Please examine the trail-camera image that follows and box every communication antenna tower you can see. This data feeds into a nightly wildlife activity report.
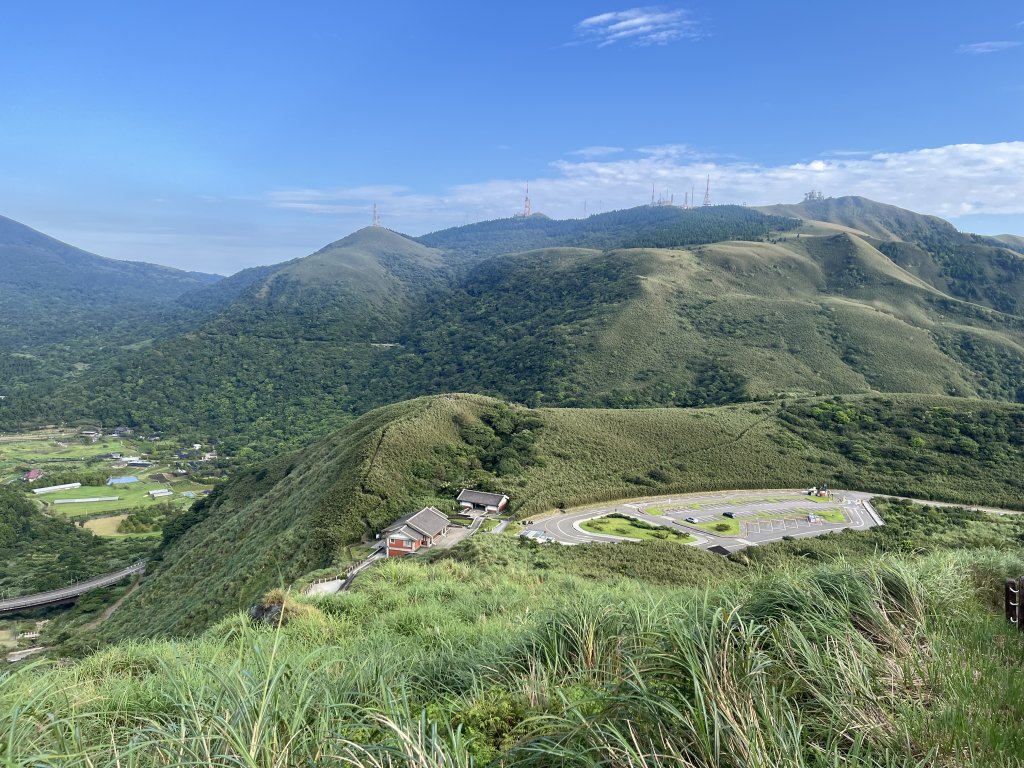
[372,203,381,227]
[684,191,689,209]
[651,183,656,206]
[524,183,531,218]
[702,175,711,207]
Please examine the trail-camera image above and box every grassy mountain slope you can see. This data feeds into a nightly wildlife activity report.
[397,231,1024,408]
[2,210,800,445]
[993,233,1024,253]
[758,196,957,241]
[759,196,1024,315]
[11,543,1024,765]
[99,392,1024,638]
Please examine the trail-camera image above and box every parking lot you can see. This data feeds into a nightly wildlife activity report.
[519,489,881,552]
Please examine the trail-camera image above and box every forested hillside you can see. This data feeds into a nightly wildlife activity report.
[4,199,1024,457]
[98,392,1024,639]
[0,487,149,596]
[415,203,798,260]
[0,215,220,348]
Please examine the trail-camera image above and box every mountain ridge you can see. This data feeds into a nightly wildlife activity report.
[4,198,1024,451]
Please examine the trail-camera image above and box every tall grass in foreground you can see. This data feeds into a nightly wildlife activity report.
[2,549,1024,766]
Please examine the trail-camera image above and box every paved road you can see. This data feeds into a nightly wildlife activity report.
[0,561,146,613]
[520,489,884,552]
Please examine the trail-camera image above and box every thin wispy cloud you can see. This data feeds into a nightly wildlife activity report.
[822,149,882,157]
[957,40,1021,54]
[574,7,701,47]
[570,146,625,157]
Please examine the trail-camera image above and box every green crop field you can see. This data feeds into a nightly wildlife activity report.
[38,480,188,518]
[0,430,141,482]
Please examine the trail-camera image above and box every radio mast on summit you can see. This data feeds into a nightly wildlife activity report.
[372,203,381,227]
[702,175,711,207]
[524,183,531,218]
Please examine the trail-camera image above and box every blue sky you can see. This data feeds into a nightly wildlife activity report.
[1,1,1022,273]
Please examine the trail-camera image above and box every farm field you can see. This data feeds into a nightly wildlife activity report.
[83,514,159,538]
[0,430,139,482]
[36,478,190,518]
[28,465,213,520]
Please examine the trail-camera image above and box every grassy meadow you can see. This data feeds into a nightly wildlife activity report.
[5,531,1024,766]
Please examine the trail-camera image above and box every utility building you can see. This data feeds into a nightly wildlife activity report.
[457,489,509,515]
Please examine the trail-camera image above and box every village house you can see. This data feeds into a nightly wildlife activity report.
[457,489,509,515]
[382,506,451,557]
[22,469,42,482]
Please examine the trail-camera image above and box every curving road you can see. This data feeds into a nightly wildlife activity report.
[0,561,146,614]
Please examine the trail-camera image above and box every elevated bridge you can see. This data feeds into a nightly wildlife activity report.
[0,562,146,615]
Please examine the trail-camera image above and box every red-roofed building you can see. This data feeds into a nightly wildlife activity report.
[22,469,42,482]
[383,507,451,557]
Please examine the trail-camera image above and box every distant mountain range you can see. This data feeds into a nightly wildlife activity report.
[1,198,1023,455]
[0,215,221,347]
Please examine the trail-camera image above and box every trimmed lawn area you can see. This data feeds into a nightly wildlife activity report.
[695,507,847,536]
[642,505,672,515]
[811,507,846,523]
[696,519,741,536]
[687,496,793,510]
[581,515,696,544]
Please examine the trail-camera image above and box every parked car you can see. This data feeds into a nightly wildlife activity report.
[684,516,699,523]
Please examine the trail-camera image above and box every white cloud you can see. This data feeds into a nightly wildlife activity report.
[957,40,1021,54]
[574,7,701,47]
[570,146,625,157]
[267,142,1024,234]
